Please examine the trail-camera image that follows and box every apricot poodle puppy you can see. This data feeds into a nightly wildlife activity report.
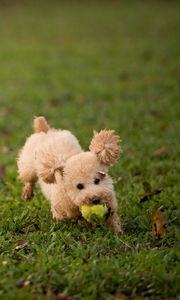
[17,116,123,234]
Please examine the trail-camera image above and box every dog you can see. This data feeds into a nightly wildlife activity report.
[17,116,123,234]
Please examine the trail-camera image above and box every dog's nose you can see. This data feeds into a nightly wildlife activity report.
[89,197,101,205]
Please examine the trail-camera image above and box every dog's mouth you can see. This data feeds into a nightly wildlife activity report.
[75,190,113,210]
[88,197,102,205]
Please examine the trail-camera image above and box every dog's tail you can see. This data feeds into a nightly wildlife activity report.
[33,116,49,133]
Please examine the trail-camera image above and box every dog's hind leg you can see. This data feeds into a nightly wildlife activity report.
[18,162,37,200]
[22,181,35,200]
[17,136,39,200]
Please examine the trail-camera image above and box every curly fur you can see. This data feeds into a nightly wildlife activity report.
[89,130,122,166]
[33,116,49,133]
[17,117,123,234]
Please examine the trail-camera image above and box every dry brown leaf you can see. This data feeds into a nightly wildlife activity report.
[118,72,129,81]
[44,289,75,300]
[15,240,32,250]
[0,146,10,153]
[118,175,126,184]
[23,280,31,287]
[16,278,31,288]
[140,189,162,203]
[115,292,127,299]
[0,166,5,180]
[153,146,170,158]
[2,128,12,137]
[56,294,75,300]
[151,209,166,239]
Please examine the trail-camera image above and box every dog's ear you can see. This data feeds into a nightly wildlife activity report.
[89,130,122,166]
[36,142,65,184]
[38,159,64,184]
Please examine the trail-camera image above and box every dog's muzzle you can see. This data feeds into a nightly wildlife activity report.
[88,197,102,205]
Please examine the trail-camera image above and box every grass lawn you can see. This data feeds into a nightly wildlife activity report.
[0,1,180,299]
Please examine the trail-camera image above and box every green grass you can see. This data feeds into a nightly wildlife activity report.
[0,1,180,299]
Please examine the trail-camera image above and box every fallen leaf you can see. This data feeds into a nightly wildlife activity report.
[0,166,5,180]
[16,278,31,288]
[149,110,160,118]
[15,240,32,250]
[56,294,75,300]
[140,189,162,203]
[0,146,9,153]
[44,288,75,300]
[115,292,127,299]
[151,209,166,239]
[153,146,170,158]
[79,235,87,242]
[24,280,30,287]
[118,71,129,81]
[2,128,12,137]
[118,175,126,184]
[160,56,168,65]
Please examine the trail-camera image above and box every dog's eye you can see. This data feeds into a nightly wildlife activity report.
[94,178,100,185]
[77,183,84,190]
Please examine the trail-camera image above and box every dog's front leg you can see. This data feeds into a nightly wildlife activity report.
[51,202,67,220]
[105,193,123,235]
[106,211,123,235]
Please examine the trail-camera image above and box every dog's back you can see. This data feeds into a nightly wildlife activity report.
[17,117,82,199]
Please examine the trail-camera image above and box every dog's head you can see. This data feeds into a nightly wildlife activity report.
[37,130,122,208]
[63,130,121,207]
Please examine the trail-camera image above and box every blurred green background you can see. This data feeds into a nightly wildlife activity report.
[0,1,179,299]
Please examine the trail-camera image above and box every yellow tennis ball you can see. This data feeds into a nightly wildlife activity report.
[81,204,108,223]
